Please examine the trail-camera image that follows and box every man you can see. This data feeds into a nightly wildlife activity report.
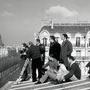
[61,34,73,70]
[16,43,31,83]
[86,62,90,78]
[27,41,42,82]
[49,36,61,62]
[36,39,45,66]
[61,55,81,82]
[20,43,31,81]
[35,55,60,84]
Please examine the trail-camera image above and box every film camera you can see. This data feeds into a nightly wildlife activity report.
[19,43,29,60]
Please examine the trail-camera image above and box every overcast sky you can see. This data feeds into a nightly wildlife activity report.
[0,0,90,45]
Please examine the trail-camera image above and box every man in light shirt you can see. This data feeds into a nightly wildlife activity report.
[35,56,60,84]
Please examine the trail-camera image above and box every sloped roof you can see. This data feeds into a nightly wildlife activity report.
[40,24,90,36]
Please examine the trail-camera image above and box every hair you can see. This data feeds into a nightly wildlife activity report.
[22,43,28,48]
[68,55,75,61]
[50,35,55,41]
[49,54,54,58]
[36,38,40,43]
[28,41,33,45]
[62,33,69,39]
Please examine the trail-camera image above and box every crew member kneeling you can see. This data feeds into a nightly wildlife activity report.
[35,55,60,84]
[61,55,81,82]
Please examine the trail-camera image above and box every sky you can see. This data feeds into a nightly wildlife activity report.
[0,0,90,46]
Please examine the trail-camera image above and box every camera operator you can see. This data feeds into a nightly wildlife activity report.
[19,43,31,81]
[19,43,28,60]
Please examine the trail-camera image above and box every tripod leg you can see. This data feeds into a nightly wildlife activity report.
[15,59,29,84]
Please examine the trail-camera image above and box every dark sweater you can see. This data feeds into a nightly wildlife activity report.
[27,45,41,60]
[86,62,90,67]
[49,42,61,61]
[64,62,81,80]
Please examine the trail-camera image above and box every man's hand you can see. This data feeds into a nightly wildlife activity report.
[62,76,65,81]
[48,56,53,61]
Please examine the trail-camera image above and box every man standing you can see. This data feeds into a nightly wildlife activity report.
[27,41,42,82]
[49,36,61,62]
[36,39,45,66]
[16,43,31,83]
[61,34,73,70]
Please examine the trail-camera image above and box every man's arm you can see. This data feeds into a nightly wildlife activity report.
[64,64,76,80]
[42,61,49,68]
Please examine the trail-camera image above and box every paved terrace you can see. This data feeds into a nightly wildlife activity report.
[0,47,90,90]
[1,59,90,90]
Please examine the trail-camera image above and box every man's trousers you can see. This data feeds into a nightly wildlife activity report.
[32,57,42,82]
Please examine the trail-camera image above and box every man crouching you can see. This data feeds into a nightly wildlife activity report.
[35,55,60,84]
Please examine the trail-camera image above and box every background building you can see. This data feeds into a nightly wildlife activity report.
[38,23,90,59]
[0,34,4,47]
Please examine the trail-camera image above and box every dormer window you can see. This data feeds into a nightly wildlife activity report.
[87,31,90,47]
[89,38,90,47]
[76,37,80,47]
[76,50,81,57]
[43,38,47,46]
[75,33,81,47]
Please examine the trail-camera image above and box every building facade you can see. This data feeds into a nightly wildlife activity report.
[38,23,90,58]
[0,34,4,47]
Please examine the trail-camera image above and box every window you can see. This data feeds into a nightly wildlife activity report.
[43,38,47,46]
[76,50,81,57]
[76,37,80,47]
[89,38,90,47]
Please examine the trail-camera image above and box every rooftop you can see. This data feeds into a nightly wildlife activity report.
[40,23,90,35]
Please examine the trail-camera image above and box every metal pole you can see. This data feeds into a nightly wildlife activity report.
[84,36,86,59]
[85,27,87,60]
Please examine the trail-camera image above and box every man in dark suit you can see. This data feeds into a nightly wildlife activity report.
[36,39,45,66]
[61,34,73,70]
[49,36,61,62]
